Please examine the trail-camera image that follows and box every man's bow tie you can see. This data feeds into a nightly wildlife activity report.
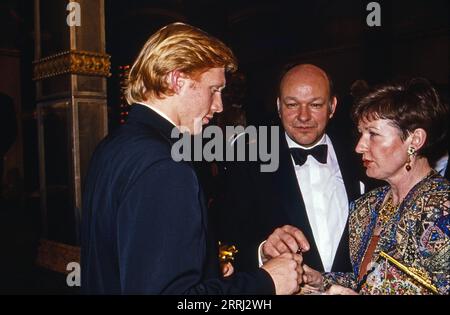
[289,145,328,166]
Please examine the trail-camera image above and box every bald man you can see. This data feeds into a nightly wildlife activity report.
[215,64,364,274]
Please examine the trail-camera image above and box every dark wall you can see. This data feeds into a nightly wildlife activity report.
[105,0,449,129]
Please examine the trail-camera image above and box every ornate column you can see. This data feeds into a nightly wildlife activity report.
[33,0,109,272]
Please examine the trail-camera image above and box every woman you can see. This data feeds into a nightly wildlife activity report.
[304,78,449,295]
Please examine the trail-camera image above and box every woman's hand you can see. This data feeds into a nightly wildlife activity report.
[325,284,359,295]
[301,264,324,293]
[303,264,323,291]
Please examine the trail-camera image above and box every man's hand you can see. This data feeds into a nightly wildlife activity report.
[261,252,304,295]
[262,225,310,259]
[220,262,234,278]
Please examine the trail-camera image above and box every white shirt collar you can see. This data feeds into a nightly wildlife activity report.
[285,133,327,149]
[434,152,449,176]
[136,102,177,127]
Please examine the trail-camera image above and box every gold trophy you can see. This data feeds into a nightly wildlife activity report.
[218,241,238,263]
[218,241,238,277]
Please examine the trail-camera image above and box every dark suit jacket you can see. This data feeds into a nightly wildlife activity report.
[214,126,363,273]
[81,104,274,294]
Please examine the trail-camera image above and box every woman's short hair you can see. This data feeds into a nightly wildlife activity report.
[126,22,237,104]
[352,77,449,165]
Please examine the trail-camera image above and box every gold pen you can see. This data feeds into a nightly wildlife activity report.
[379,251,439,294]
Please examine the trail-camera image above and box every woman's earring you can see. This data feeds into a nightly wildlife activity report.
[405,146,415,171]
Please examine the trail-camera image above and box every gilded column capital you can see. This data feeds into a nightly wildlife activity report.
[33,50,111,80]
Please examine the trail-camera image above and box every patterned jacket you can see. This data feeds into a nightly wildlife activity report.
[324,171,450,295]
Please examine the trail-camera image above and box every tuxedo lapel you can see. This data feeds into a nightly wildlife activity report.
[331,220,352,271]
[329,134,362,202]
[326,135,360,271]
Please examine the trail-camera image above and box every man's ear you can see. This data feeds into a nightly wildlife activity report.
[329,96,337,119]
[276,98,281,117]
[166,70,187,94]
[409,128,427,151]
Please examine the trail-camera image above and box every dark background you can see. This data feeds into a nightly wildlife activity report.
[105,0,448,126]
[0,0,448,293]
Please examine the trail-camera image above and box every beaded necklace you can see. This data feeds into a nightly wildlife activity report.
[377,193,399,229]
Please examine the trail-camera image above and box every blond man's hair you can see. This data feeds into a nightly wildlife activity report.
[125,22,237,104]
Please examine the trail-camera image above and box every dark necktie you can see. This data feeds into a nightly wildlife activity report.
[289,145,328,166]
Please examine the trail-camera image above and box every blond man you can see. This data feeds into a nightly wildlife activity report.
[81,23,306,294]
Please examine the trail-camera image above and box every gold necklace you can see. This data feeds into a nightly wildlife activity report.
[378,193,398,225]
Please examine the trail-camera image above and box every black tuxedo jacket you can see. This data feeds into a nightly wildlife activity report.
[214,126,364,273]
[81,104,274,294]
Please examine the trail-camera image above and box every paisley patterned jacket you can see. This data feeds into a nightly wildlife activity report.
[324,171,449,295]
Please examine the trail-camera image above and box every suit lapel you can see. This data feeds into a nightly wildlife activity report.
[331,219,352,271]
[329,134,362,202]
[326,135,362,271]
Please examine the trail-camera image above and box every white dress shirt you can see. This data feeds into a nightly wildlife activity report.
[434,153,449,177]
[285,133,349,272]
